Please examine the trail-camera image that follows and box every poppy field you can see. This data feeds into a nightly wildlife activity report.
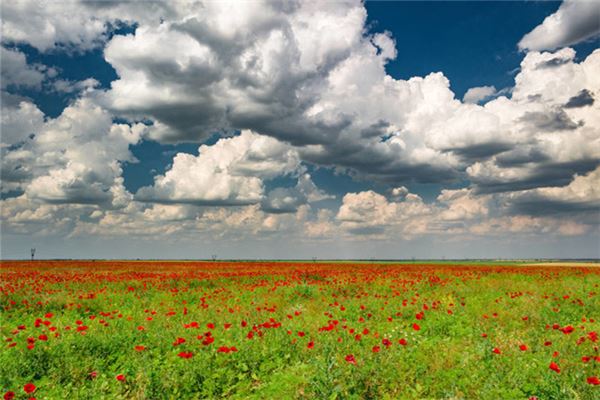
[1,260,599,399]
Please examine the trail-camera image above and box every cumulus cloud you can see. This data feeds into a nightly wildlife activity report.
[463,85,497,104]
[135,130,301,205]
[0,46,46,90]
[0,0,598,252]
[1,95,144,208]
[506,167,600,216]
[518,0,600,51]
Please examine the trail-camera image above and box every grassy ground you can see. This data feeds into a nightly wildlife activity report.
[1,260,599,399]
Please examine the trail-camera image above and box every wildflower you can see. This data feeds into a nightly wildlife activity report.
[345,354,356,364]
[587,376,600,385]
[23,384,36,394]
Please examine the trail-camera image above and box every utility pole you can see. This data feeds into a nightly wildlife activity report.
[31,248,36,261]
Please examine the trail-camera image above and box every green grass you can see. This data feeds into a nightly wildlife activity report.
[1,261,599,399]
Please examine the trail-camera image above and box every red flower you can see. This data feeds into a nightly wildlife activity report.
[492,347,501,354]
[587,376,600,385]
[382,338,392,347]
[544,341,552,346]
[207,323,215,330]
[549,362,560,373]
[178,351,193,359]
[89,371,98,379]
[307,341,314,349]
[412,323,421,331]
[372,345,381,353]
[519,344,528,351]
[116,374,125,381]
[398,338,407,346]
[23,383,36,394]
[561,325,574,334]
[134,345,145,351]
[345,354,356,364]
[4,392,15,400]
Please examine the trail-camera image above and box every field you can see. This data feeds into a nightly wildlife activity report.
[1,261,599,399]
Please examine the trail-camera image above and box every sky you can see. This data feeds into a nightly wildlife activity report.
[1,0,599,260]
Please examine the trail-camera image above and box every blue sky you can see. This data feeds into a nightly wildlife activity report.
[1,0,599,259]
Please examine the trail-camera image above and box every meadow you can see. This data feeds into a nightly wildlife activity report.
[1,260,599,399]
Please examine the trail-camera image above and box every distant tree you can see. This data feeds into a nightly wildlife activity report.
[312,256,317,263]
[31,248,36,261]
[212,254,217,262]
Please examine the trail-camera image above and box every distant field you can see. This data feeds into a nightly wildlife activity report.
[1,260,599,399]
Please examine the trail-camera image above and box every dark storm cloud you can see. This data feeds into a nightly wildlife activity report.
[519,109,582,131]
[360,120,390,139]
[564,89,595,108]
[473,159,600,194]
[302,140,460,185]
[495,147,550,168]
[445,142,513,161]
[509,197,600,217]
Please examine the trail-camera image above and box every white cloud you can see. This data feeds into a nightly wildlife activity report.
[0,46,45,89]
[519,0,600,51]
[2,96,144,207]
[463,85,497,104]
[135,130,301,205]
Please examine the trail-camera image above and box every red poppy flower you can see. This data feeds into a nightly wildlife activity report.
[412,323,420,331]
[372,345,381,353]
[519,344,528,351]
[4,391,15,400]
[549,362,560,373]
[587,376,600,385]
[116,374,125,381]
[561,325,574,334]
[134,345,145,351]
[23,383,36,394]
[492,347,501,354]
[90,371,98,379]
[398,338,407,346]
[207,323,215,330]
[177,351,193,359]
[307,341,314,349]
[345,354,356,364]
